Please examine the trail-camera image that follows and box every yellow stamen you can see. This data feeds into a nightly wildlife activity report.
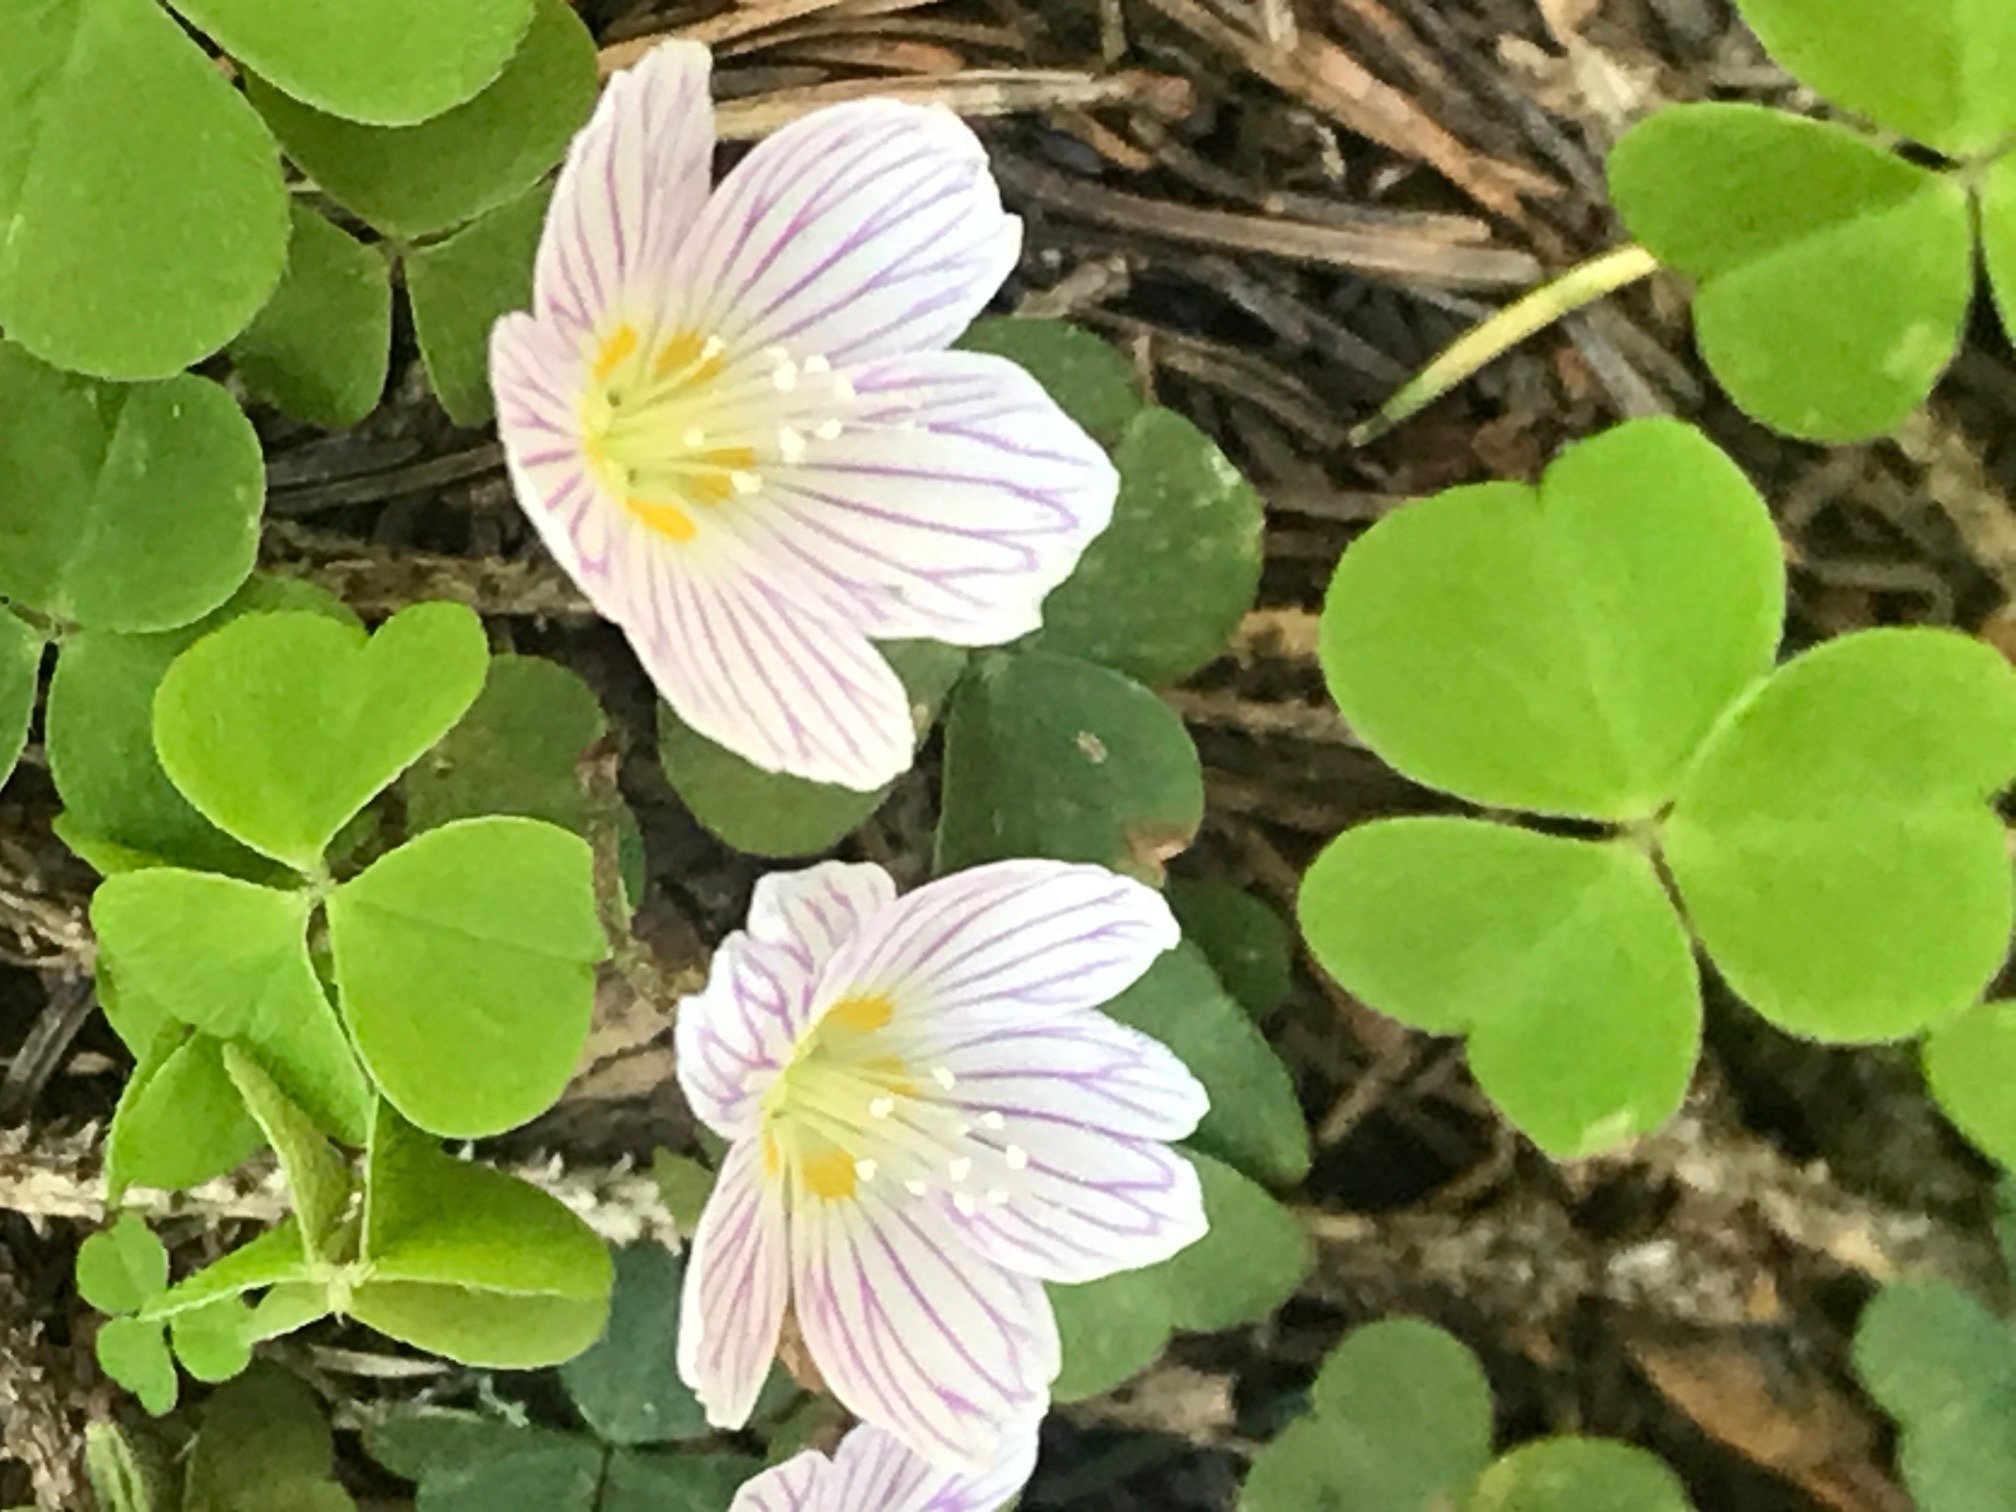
[625,495,698,542]
[828,994,895,1032]
[686,472,735,507]
[802,1148,859,1200]
[593,324,639,383]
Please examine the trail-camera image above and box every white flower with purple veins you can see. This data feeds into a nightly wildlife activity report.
[675,859,1210,1469]
[732,1420,1038,1512]
[490,43,1118,791]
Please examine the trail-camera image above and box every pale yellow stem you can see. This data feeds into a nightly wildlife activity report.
[1351,244,1663,446]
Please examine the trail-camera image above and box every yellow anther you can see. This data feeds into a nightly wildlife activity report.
[625,495,698,542]
[594,324,639,382]
[803,1149,858,1200]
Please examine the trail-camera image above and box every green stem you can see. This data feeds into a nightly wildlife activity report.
[1351,244,1662,447]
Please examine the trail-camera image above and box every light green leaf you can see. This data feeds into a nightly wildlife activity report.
[222,1047,353,1259]
[1321,418,1783,819]
[1104,942,1309,1186]
[1168,879,1293,1022]
[248,1283,334,1344]
[329,817,604,1138]
[406,181,548,423]
[355,1106,613,1367]
[85,1421,169,1512]
[1301,818,1700,1157]
[96,1317,176,1416]
[77,1214,168,1315]
[660,641,967,857]
[958,318,1145,447]
[938,650,1203,879]
[1464,1438,1695,1512]
[107,1027,264,1196]
[1984,155,2016,352]
[168,1298,255,1384]
[144,1223,311,1320]
[1609,106,1973,440]
[1241,1318,1494,1512]
[1855,1282,2016,1512]
[1664,628,2016,1042]
[0,609,42,794]
[1926,1001,2016,1168]
[91,869,372,1142]
[1050,1152,1304,1400]
[1031,407,1264,685]
[169,0,533,126]
[153,602,489,872]
[48,576,357,876]
[0,0,288,378]
[0,345,263,631]
[228,205,390,428]
[1731,0,2016,156]
[249,0,594,237]
[366,1415,603,1512]
[185,1364,355,1512]
[560,1245,711,1446]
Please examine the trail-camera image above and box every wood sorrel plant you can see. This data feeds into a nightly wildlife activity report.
[77,604,614,1409]
[1299,419,2016,1157]
[17,26,1306,1507]
[1609,0,2016,441]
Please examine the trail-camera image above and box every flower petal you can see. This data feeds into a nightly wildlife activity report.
[672,100,1019,366]
[490,311,632,618]
[677,1137,790,1430]
[791,1178,1056,1470]
[677,862,896,1139]
[948,1126,1209,1284]
[811,860,1180,1038]
[625,567,917,790]
[826,1421,1042,1512]
[935,1013,1208,1141]
[729,1449,831,1512]
[720,351,1119,646]
[534,41,715,343]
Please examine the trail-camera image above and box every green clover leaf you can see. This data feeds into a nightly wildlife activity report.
[1610,106,1974,441]
[938,650,1204,880]
[168,0,533,126]
[1241,1318,1493,1512]
[0,0,288,378]
[327,817,606,1139]
[1301,819,1700,1158]
[1321,418,1783,821]
[227,205,392,429]
[248,0,594,238]
[0,344,263,631]
[153,603,488,873]
[1732,0,2016,158]
[1662,629,2016,1042]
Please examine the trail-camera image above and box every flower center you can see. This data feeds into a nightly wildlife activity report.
[760,994,1024,1211]
[577,321,855,545]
